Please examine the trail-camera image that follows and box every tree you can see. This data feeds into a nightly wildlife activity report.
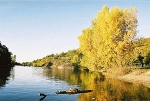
[145,52,150,67]
[0,42,12,66]
[11,55,16,64]
[78,5,138,70]
[137,55,144,67]
[134,38,150,64]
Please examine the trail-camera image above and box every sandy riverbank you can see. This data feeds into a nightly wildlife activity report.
[103,68,150,88]
[118,70,150,88]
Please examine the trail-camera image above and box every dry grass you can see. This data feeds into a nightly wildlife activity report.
[106,66,135,76]
[133,70,146,75]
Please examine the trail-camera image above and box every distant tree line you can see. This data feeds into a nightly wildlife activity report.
[22,49,79,68]
[22,38,150,70]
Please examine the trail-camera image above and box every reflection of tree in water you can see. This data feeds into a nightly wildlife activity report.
[0,66,12,88]
[42,67,106,87]
[78,77,150,101]
[40,67,150,101]
[42,67,53,79]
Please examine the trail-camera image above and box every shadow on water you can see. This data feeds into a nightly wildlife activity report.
[0,66,12,89]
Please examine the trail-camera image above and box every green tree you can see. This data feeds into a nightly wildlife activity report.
[134,38,150,64]
[145,52,150,66]
[137,55,144,67]
[11,55,16,64]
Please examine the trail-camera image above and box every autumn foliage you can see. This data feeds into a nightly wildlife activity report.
[78,6,138,70]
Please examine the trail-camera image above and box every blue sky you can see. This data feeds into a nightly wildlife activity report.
[0,0,150,62]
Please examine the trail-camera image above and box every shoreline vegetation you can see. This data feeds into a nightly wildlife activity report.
[22,6,150,88]
[22,49,150,88]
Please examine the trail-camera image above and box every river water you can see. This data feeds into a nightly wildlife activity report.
[0,66,150,101]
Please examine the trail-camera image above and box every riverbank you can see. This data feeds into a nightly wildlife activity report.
[102,67,150,88]
[118,70,150,88]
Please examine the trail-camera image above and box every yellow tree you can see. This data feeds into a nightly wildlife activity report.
[78,5,138,70]
[78,28,98,70]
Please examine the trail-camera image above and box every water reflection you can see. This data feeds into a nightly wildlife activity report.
[79,73,150,101]
[42,67,150,101]
[77,72,150,101]
[1,66,150,101]
[0,66,12,89]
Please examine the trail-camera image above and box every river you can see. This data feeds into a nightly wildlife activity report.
[0,66,150,101]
